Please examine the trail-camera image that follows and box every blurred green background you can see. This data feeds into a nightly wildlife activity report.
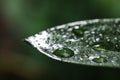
[0,0,120,80]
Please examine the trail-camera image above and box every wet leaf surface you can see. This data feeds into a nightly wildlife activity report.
[25,18,120,68]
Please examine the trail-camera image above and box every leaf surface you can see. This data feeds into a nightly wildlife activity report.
[25,18,120,68]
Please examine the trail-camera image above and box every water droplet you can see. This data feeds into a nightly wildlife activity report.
[92,41,120,52]
[72,27,85,37]
[99,34,103,37]
[96,38,100,42]
[53,48,74,58]
[91,31,95,34]
[92,45,106,51]
[92,57,107,63]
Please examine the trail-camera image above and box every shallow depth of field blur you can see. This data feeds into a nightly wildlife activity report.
[0,0,120,80]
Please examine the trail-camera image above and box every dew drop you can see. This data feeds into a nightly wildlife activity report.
[72,27,85,37]
[53,48,74,58]
[92,45,106,51]
[92,57,107,63]
[96,38,100,42]
[92,41,120,52]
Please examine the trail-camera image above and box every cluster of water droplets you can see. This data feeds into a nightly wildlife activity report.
[26,19,120,67]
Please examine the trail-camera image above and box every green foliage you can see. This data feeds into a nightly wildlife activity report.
[26,18,120,68]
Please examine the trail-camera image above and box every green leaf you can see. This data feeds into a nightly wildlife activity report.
[25,18,120,68]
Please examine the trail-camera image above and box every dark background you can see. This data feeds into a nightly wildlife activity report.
[0,0,120,80]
